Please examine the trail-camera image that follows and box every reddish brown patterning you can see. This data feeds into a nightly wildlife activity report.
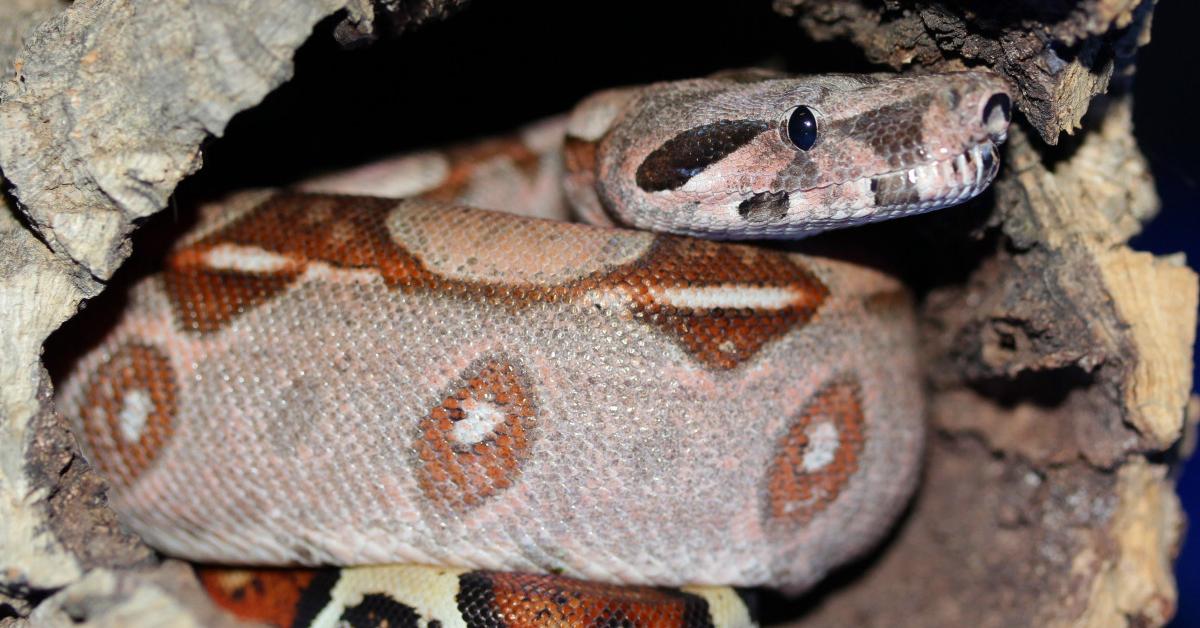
[61,192,923,593]
[164,192,828,368]
[622,238,827,369]
[56,68,1019,627]
[78,343,177,489]
[415,356,538,512]
[766,378,866,525]
[197,567,320,628]
[198,565,754,628]
[459,571,721,627]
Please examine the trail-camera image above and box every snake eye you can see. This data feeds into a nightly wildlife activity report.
[785,106,818,151]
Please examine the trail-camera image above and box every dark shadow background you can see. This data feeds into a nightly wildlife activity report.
[181,2,877,194]
[171,0,1197,623]
[1135,1,1200,626]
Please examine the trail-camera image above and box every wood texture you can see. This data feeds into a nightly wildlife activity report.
[772,0,1156,145]
[766,2,1193,623]
[784,97,1193,628]
[0,0,346,623]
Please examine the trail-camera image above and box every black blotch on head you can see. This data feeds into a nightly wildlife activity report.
[636,120,769,192]
[737,191,790,223]
[339,593,422,628]
[872,172,922,207]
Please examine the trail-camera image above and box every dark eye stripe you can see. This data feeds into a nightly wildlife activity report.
[635,119,770,192]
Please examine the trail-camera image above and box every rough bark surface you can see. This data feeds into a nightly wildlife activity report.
[0,1,1192,626]
[770,3,1192,624]
[773,0,1156,145]
[0,0,343,623]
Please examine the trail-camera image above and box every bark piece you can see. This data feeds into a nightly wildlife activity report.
[26,561,246,628]
[0,1,466,622]
[0,0,348,281]
[787,443,1181,627]
[0,0,351,623]
[772,0,1156,144]
[781,79,1191,628]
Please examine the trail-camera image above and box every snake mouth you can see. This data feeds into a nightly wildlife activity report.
[861,139,1001,218]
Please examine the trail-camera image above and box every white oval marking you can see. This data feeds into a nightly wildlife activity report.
[650,285,803,310]
[118,389,152,442]
[451,401,507,445]
[801,421,840,472]
[203,243,297,273]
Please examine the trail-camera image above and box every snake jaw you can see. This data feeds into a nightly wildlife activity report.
[855,138,1002,219]
[580,69,1013,239]
[606,137,1005,240]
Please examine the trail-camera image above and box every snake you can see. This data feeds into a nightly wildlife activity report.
[58,69,1012,627]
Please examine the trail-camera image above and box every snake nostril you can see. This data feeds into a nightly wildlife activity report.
[947,88,962,110]
[983,93,1012,137]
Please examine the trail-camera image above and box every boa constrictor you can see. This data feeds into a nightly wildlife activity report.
[59,69,1012,627]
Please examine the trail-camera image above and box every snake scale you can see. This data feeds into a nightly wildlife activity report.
[58,69,1012,627]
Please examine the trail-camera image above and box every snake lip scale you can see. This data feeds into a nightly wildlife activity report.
[59,69,1012,627]
[774,139,1001,229]
[869,140,1001,211]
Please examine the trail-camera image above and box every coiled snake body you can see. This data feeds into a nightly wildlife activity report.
[60,70,1012,627]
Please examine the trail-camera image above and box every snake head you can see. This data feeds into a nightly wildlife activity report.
[566,70,1014,239]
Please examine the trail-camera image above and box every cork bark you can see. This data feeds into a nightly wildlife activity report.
[772,1,1193,626]
[0,1,1191,626]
